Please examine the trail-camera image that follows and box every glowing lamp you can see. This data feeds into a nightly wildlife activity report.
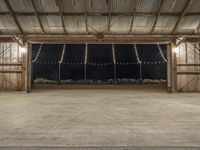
[19,46,26,53]
[173,46,179,54]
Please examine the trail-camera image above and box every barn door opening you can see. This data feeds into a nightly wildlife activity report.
[31,44,167,90]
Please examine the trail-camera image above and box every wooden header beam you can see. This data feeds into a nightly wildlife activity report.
[21,35,175,44]
[3,0,23,34]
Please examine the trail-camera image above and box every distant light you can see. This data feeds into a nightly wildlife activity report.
[173,46,179,54]
[19,46,26,53]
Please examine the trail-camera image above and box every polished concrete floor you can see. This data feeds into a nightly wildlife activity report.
[0,85,200,149]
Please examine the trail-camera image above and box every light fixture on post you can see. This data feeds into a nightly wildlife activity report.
[19,45,27,54]
[172,46,179,55]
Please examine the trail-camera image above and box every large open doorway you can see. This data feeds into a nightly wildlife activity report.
[31,44,167,90]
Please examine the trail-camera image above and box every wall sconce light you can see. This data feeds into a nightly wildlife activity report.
[19,45,27,53]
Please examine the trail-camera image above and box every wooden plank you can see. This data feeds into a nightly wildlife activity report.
[0,70,22,73]
[177,64,200,66]
[0,63,22,66]
[177,72,200,75]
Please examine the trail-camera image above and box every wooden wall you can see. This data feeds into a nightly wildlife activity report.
[176,42,200,92]
[0,43,23,90]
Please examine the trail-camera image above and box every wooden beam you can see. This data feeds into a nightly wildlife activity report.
[177,72,200,75]
[194,22,200,34]
[151,0,164,34]
[177,64,200,66]
[172,0,194,34]
[129,0,137,34]
[55,0,67,34]
[3,0,23,34]
[0,63,22,66]
[0,70,22,73]
[23,34,174,44]
[1,12,200,17]
[107,0,112,35]
[30,0,45,34]
[83,1,89,34]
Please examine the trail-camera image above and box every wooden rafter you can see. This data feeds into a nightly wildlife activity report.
[30,0,45,34]
[172,0,194,34]
[107,0,112,34]
[3,0,23,34]
[83,1,89,34]
[151,0,164,34]
[194,22,200,34]
[55,0,67,34]
[129,0,137,34]
[0,12,199,17]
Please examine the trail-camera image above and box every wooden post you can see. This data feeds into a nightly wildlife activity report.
[21,46,26,91]
[167,44,172,92]
[167,43,177,93]
[172,49,177,93]
[26,44,32,93]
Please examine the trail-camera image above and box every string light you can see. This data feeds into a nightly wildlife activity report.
[157,44,167,62]
[112,43,116,64]
[84,43,88,65]
[32,44,43,63]
[59,44,66,64]
[134,44,142,64]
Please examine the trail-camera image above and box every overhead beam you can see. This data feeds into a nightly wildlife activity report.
[129,0,137,34]
[55,0,67,34]
[3,0,23,34]
[30,0,45,34]
[107,0,112,34]
[0,12,200,17]
[22,34,176,44]
[83,1,89,34]
[172,0,194,34]
[194,22,200,34]
[151,0,164,34]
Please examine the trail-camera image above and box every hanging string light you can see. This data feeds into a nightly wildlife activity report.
[32,44,43,63]
[84,43,88,65]
[59,44,66,64]
[112,43,116,64]
[157,44,167,63]
[134,44,142,64]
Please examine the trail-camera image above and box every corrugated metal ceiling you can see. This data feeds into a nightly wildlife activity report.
[0,0,199,35]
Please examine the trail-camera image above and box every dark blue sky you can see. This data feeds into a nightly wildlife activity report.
[32,44,167,81]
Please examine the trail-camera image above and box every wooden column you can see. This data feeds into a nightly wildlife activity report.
[21,45,26,91]
[26,44,32,93]
[167,43,177,93]
[21,43,32,92]
[167,44,172,92]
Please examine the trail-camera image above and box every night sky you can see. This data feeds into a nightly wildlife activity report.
[32,44,167,81]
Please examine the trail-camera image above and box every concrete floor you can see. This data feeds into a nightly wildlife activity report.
[0,85,200,149]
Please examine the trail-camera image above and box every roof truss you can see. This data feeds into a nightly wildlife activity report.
[3,0,23,34]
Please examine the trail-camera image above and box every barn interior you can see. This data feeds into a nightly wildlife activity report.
[0,0,200,149]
